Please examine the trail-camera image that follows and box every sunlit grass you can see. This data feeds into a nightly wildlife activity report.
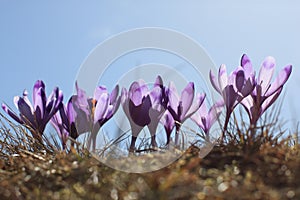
[0,102,300,199]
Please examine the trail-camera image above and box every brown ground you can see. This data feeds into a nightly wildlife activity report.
[1,142,299,200]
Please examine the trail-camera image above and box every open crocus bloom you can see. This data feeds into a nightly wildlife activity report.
[51,82,120,150]
[210,60,255,130]
[122,76,166,151]
[191,100,224,136]
[167,81,206,145]
[2,80,63,140]
[87,84,121,151]
[51,94,90,149]
[241,54,292,125]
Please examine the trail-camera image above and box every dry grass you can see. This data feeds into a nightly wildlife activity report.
[0,112,300,200]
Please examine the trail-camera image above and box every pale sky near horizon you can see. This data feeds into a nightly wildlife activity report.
[1,1,300,134]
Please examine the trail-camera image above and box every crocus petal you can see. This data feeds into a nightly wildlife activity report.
[58,103,69,131]
[66,100,75,124]
[105,95,121,121]
[161,111,175,133]
[51,114,69,148]
[261,87,282,114]
[129,95,151,127]
[50,114,62,135]
[209,70,221,94]
[266,65,292,97]
[137,79,149,97]
[33,80,45,106]
[74,82,90,115]
[206,100,224,129]
[121,88,131,119]
[34,87,46,120]
[241,54,254,80]
[129,81,148,106]
[235,70,245,92]
[104,105,114,120]
[93,86,108,101]
[180,82,195,118]
[13,96,20,110]
[190,106,205,131]
[149,86,163,111]
[223,85,237,111]
[22,90,34,113]
[240,78,255,98]
[121,88,143,137]
[154,75,163,87]
[2,103,24,124]
[111,96,121,117]
[198,100,208,117]
[44,88,63,123]
[258,56,275,94]
[94,93,109,123]
[17,97,35,128]
[71,95,91,135]
[218,64,228,92]
[109,85,119,104]
[147,108,162,136]
[167,81,180,113]
[184,93,206,122]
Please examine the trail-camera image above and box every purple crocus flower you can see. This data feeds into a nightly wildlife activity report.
[50,82,120,150]
[51,95,90,149]
[241,54,292,125]
[210,61,255,131]
[122,76,166,151]
[51,101,72,149]
[52,82,91,141]
[87,84,121,151]
[2,80,63,141]
[160,111,175,145]
[167,81,206,145]
[191,100,224,137]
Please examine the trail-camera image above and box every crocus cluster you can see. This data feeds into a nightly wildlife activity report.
[240,55,292,126]
[1,54,292,150]
[210,54,292,139]
[122,76,167,151]
[2,81,63,142]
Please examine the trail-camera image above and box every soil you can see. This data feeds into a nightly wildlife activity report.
[1,142,299,200]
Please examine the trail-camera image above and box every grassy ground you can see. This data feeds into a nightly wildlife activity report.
[1,117,300,199]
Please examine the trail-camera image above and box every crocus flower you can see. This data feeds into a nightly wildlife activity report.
[51,100,72,149]
[2,80,63,141]
[87,84,121,151]
[122,76,166,151]
[210,61,255,131]
[241,54,292,125]
[160,111,175,145]
[52,82,91,142]
[51,94,90,149]
[50,82,120,150]
[167,81,206,145]
[191,100,224,137]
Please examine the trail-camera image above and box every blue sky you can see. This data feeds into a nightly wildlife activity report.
[1,1,299,133]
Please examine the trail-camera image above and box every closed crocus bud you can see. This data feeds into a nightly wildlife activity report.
[122,76,166,152]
